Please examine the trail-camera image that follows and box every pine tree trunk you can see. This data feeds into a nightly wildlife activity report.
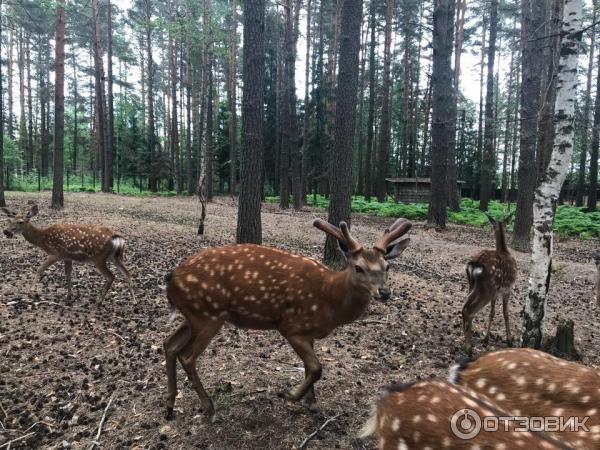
[356,17,367,195]
[236,0,265,244]
[513,0,545,250]
[427,0,456,228]
[92,0,108,193]
[375,0,393,202]
[279,0,293,209]
[522,0,582,348]
[588,50,600,212]
[410,3,425,179]
[501,31,516,203]
[26,35,33,177]
[479,0,498,211]
[421,71,432,175]
[18,29,27,173]
[7,25,13,140]
[52,0,65,209]
[40,48,49,177]
[302,0,312,202]
[170,0,181,194]
[324,0,362,264]
[146,0,157,192]
[576,0,596,206]
[473,19,486,199]
[400,14,411,177]
[0,0,5,207]
[206,59,214,201]
[72,51,78,175]
[364,0,376,201]
[107,0,115,189]
[228,0,238,195]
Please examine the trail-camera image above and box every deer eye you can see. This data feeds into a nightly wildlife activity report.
[354,265,365,274]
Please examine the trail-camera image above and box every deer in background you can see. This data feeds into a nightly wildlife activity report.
[462,212,517,353]
[450,348,600,449]
[592,251,600,306]
[2,204,135,302]
[359,379,571,449]
[163,218,411,420]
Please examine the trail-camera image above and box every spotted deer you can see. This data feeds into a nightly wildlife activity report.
[2,204,135,302]
[592,251,600,306]
[450,348,600,449]
[163,218,412,420]
[462,212,517,353]
[359,379,571,449]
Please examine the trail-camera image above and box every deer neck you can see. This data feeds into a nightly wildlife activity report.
[495,224,508,253]
[328,269,372,326]
[22,222,47,249]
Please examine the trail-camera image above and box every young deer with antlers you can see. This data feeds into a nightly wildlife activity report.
[592,251,600,306]
[450,348,600,449]
[2,204,135,302]
[462,212,517,353]
[359,379,570,449]
[163,218,411,420]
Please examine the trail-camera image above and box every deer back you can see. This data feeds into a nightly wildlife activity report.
[450,348,600,449]
[167,244,352,337]
[360,379,569,449]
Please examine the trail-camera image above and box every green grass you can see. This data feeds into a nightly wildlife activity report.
[266,195,600,239]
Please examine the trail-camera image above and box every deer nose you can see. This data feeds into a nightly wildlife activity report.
[377,287,391,301]
[3,230,14,238]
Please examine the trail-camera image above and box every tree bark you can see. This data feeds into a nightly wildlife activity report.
[427,0,456,228]
[7,25,13,140]
[26,35,33,177]
[501,29,516,203]
[479,0,499,211]
[364,0,376,201]
[0,0,5,207]
[302,0,312,202]
[588,49,600,211]
[513,0,545,250]
[375,0,393,202]
[145,0,157,192]
[576,0,596,206]
[107,0,115,189]
[92,0,109,193]
[522,0,582,348]
[236,0,265,244]
[52,0,66,209]
[170,0,181,194]
[228,0,238,195]
[324,0,363,263]
[473,19,486,199]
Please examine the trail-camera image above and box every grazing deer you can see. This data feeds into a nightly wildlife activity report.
[462,212,517,353]
[359,379,571,449]
[1,204,135,302]
[450,348,600,450]
[592,251,600,306]
[163,218,411,420]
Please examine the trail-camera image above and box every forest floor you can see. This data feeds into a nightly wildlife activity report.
[1,192,599,450]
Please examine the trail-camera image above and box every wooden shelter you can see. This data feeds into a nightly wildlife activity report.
[386,177,465,203]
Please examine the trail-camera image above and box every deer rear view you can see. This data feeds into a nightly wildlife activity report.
[462,212,517,353]
[164,218,411,419]
[450,348,600,449]
[359,379,571,449]
[2,204,135,302]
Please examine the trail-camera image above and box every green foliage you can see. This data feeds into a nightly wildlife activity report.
[265,196,600,239]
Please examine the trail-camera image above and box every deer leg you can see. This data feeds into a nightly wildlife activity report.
[163,322,192,420]
[178,318,224,420]
[113,257,136,301]
[462,286,490,354]
[483,296,497,344]
[37,254,60,280]
[64,260,73,300]
[94,261,115,302]
[282,334,322,405]
[502,292,512,346]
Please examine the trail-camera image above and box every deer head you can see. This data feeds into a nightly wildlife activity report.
[313,218,411,301]
[2,204,39,238]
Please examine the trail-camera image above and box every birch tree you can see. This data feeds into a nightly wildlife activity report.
[522,0,582,348]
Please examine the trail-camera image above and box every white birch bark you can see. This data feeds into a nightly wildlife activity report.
[522,0,583,348]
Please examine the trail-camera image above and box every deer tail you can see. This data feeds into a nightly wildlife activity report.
[357,405,378,439]
[111,235,126,260]
[165,271,179,324]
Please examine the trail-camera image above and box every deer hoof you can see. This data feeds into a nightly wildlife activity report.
[282,389,301,402]
[165,406,174,421]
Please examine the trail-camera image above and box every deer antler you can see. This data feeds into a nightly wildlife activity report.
[313,219,363,254]
[373,218,412,253]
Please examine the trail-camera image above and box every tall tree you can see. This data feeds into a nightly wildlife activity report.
[93,0,109,193]
[588,48,600,211]
[301,0,312,203]
[107,0,115,189]
[513,0,545,250]
[170,0,182,194]
[228,0,238,194]
[576,0,596,206]
[52,0,66,209]
[479,0,499,211]
[427,0,456,228]
[522,0,582,348]
[375,0,393,202]
[324,0,363,263]
[364,0,376,201]
[0,0,5,207]
[145,0,157,192]
[236,0,265,244]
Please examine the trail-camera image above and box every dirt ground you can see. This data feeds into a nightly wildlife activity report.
[1,192,598,450]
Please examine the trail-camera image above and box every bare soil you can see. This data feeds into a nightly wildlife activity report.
[1,192,598,450]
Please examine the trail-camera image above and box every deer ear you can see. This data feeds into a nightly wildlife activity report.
[384,238,410,260]
[26,204,39,219]
[1,208,16,217]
